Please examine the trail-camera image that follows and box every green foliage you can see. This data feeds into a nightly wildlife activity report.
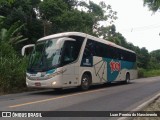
[0,43,27,93]
[148,49,160,69]
[0,0,15,5]
[0,16,27,94]
[0,0,42,43]
[137,47,150,69]
[0,20,27,44]
[138,68,145,78]
[39,0,68,20]
[62,0,78,9]
[52,10,94,34]
[144,0,160,12]
[151,49,160,61]
[0,15,5,27]
[138,68,160,78]
[0,0,117,39]
[39,0,117,36]
[144,69,160,77]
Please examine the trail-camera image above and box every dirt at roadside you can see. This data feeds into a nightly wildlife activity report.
[133,96,160,120]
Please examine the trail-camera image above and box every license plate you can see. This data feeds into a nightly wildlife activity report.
[35,82,41,86]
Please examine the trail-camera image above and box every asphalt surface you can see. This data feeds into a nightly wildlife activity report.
[0,76,160,120]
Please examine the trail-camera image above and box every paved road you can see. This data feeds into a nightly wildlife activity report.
[0,77,160,120]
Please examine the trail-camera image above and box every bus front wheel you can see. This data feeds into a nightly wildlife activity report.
[54,88,62,92]
[80,73,91,91]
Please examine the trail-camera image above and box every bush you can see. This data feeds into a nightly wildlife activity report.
[138,68,160,78]
[138,68,145,78]
[143,69,160,78]
[0,43,27,93]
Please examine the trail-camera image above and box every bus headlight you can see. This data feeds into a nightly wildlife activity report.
[52,81,57,86]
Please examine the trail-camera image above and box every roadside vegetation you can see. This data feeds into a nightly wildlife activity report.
[138,69,160,78]
[0,0,160,94]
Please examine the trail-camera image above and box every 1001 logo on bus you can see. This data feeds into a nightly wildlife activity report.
[110,60,121,73]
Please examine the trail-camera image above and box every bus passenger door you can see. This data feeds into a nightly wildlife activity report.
[61,41,78,87]
[93,57,107,83]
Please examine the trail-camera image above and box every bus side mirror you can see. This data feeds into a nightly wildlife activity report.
[21,44,35,56]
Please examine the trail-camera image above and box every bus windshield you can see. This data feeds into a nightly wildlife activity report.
[27,38,61,72]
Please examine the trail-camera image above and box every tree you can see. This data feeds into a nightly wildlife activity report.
[149,49,160,69]
[143,0,160,12]
[151,49,160,61]
[62,0,78,10]
[52,10,94,34]
[0,0,15,5]
[0,0,43,43]
[39,0,117,36]
[0,21,27,45]
[137,47,150,69]
[39,0,68,35]
[0,15,27,93]
[0,0,117,41]
[87,1,117,36]
[0,15,5,28]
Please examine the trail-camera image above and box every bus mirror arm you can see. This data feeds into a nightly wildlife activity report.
[21,44,35,56]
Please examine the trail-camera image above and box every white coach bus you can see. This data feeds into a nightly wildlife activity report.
[22,32,137,90]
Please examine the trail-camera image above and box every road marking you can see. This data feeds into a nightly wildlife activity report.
[9,88,107,108]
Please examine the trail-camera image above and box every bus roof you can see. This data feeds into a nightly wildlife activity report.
[38,32,135,54]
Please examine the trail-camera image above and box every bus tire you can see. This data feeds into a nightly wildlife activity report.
[80,73,91,91]
[124,73,130,84]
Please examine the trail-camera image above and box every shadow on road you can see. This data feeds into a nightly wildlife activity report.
[30,81,134,96]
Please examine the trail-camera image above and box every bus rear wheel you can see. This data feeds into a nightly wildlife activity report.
[124,73,130,84]
[80,73,91,91]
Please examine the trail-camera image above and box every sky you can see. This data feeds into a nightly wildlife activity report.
[92,0,160,52]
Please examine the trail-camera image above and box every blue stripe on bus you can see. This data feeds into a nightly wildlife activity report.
[103,58,135,82]
[46,69,56,74]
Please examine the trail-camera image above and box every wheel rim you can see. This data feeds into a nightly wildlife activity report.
[126,74,130,83]
[81,75,89,90]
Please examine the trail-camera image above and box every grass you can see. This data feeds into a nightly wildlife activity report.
[138,68,160,78]
[143,69,160,78]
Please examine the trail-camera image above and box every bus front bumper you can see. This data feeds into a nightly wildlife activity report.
[26,75,63,88]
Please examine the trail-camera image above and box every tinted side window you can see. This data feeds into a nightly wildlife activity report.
[83,39,96,58]
[83,39,136,62]
[95,42,105,57]
[69,36,84,58]
[106,45,117,59]
[81,39,95,67]
[61,41,76,65]
[61,36,84,66]
[130,52,136,62]
[120,50,136,62]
